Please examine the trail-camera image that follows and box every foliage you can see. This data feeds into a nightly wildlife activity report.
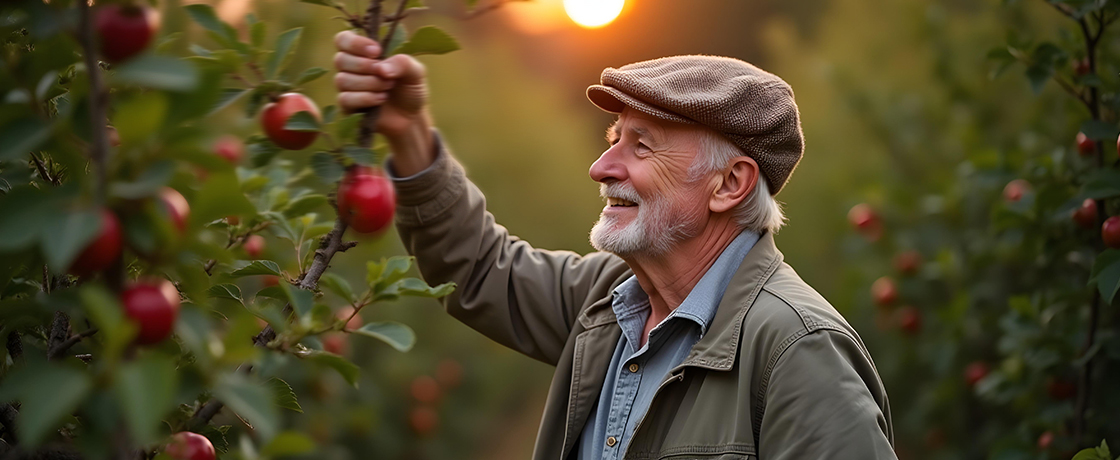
[0,0,472,457]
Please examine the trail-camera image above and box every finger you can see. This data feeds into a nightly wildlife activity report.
[334,30,380,58]
[372,54,426,84]
[334,72,396,92]
[337,91,388,112]
[333,52,379,74]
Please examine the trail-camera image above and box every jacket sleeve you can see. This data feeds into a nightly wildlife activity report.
[758,329,896,460]
[389,135,625,365]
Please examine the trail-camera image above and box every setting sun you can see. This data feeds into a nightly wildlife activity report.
[563,0,624,28]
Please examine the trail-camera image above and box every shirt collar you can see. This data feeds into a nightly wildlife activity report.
[611,229,761,336]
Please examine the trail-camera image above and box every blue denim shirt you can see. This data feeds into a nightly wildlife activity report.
[577,230,760,460]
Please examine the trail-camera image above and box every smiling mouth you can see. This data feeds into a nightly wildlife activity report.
[606,197,638,207]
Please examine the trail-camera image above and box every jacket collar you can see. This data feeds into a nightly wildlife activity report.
[576,231,784,370]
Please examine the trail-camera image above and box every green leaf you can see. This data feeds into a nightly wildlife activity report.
[341,145,376,165]
[295,67,329,85]
[114,356,178,445]
[230,260,282,277]
[266,28,303,79]
[266,378,302,413]
[191,171,258,225]
[367,256,414,290]
[301,350,360,387]
[1095,257,1120,304]
[352,321,415,352]
[110,161,176,199]
[249,140,283,168]
[279,282,315,317]
[0,186,55,251]
[1081,120,1119,141]
[184,4,227,37]
[249,18,266,49]
[0,118,52,161]
[214,374,280,441]
[80,284,137,360]
[208,283,244,303]
[0,362,93,447]
[281,194,327,218]
[114,92,168,145]
[196,424,232,454]
[322,105,338,124]
[392,26,461,56]
[41,207,101,273]
[111,55,199,91]
[383,23,409,55]
[261,431,315,458]
[283,111,320,132]
[310,152,344,183]
[212,88,250,114]
[320,273,356,303]
[1025,63,1052,94]
[395,277,455,298]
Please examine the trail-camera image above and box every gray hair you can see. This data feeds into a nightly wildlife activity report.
[690,129,787,234]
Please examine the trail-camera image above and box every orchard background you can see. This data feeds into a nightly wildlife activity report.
[2,0,1120,459]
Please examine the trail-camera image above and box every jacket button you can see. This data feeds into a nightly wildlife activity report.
[628,363,639,373]
[606,436,618,447]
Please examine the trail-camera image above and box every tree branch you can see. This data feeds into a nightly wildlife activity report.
[47,328,98,361]
[356,0,384,148]
[0,403,19,445]
[46,312,70,360]
[76,0,110,203]
[6,332,22,361]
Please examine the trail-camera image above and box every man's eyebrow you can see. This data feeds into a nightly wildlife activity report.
[605,121,620,143]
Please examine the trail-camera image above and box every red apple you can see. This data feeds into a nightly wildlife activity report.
[893,250,922,276]
[261,275,280,287]
[411,376,441,404]
[1076,132,1095,157]
[244,234,265,259]
[1073,198,1098,230]
[871,276,898,308]
[337,306,362,331]
[165,432,215,460]
[1074,58,1091,76]
[1003,179,1030,203]
[847,203,882,241]
[95,4,157,63]
[1046,377,1076,401]
[964,361,989,388]
[226,215,240,226]
[159,187,189,233]
[121,278,180,345]
[322,333,348,355]
[337,167,396,234]
[1037,431,1054,450]
[435,359,464,389]
[260,93,321,150]
[409,406,438,436]
[1103,216,1120,248]
[69,208,122,276]
[896,306,921,335]
[213,135,244,164]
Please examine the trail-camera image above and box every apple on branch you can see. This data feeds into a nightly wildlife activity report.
[261,93,321,150]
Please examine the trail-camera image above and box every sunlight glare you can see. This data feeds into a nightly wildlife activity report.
[563,0,624,29]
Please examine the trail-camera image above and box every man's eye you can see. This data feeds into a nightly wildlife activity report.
[636,142,650,151]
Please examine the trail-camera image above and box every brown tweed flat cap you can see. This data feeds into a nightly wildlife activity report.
[586,55,804,194]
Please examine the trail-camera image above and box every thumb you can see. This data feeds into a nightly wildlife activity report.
[378,54,427,85]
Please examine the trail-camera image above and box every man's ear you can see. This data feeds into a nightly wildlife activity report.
[710,156,759,213]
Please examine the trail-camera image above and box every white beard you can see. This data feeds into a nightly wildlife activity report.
[589,182,703,258]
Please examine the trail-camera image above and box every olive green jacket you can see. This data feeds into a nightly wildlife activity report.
[392,148,896,460]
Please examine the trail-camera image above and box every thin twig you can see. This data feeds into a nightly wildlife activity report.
[47,328,99,361]
[356,0,385,148]
[204,222,272,275]
[47,312,70,359]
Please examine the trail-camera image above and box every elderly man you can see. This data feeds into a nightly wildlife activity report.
[333,31,896,459]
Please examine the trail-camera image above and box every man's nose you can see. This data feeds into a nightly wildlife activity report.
[589,144,627,183]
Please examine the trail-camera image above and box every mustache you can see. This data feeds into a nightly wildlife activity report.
[599,183,642,204]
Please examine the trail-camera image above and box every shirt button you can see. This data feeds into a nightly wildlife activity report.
[606,436,618,447]
[628,363,639,373]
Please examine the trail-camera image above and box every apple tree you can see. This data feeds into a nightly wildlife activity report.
[842,0,1120,458]
[0,0,494,457]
